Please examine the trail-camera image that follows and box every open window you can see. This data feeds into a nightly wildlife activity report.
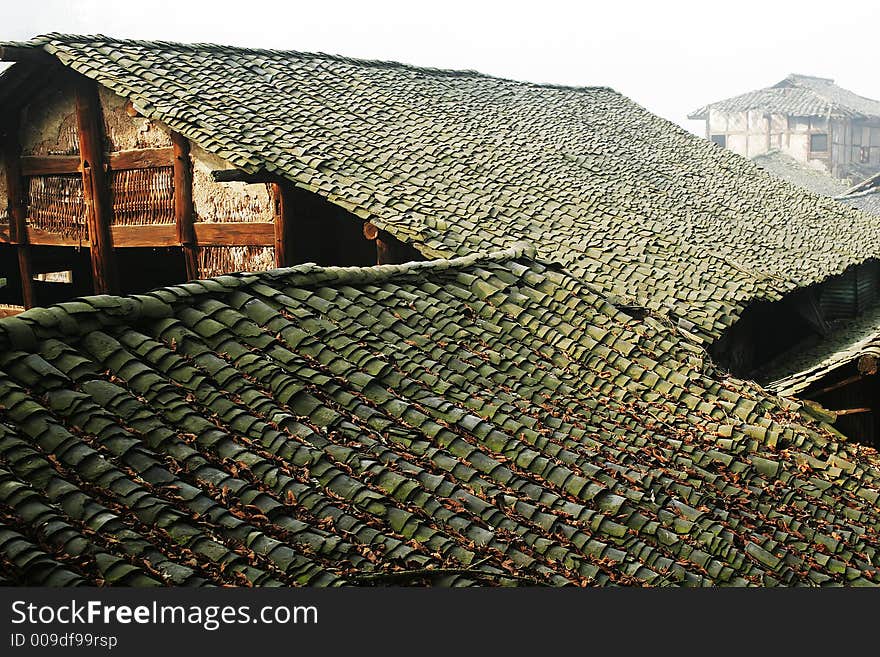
[810,133,829,153]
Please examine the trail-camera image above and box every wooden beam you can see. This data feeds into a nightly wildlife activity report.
[806,374,864,399]
[26,228,87,247]
[4,225,90,247]
[273,183,291,267]
[19,148,173,177]
[211,169,277,184]
[832,407,872,416]
[193,222,275,246]
[20,155,81,176]
[20,224,195,248]
[109,147,174,171]
[111,224,178,248]
[124,100,141,118]
[75,77,119,295]
[362,222,380,241]
[2,131,35,308]
[858,353,879,376]
[0,46,52,64]
[171,132,197,279]
[365,222,396,265]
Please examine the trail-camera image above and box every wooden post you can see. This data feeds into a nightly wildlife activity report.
[376,231,393,265]
[273,183,291,268]
[362,221,394,265]
[75,77,118,294]
[171,131,198,280]
[2,130,35,308]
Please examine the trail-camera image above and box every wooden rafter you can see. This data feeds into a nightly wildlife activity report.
[363,221,395,265]
[0,46,53,64]
[832,407,872,416]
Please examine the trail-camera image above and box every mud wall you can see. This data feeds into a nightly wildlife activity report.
[99,87,172,151]
[190,144,274,223]
[19,77,79,156]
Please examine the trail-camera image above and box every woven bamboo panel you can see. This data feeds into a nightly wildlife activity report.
[0,304,24,318]
[109,166,175,225]
[27,174,86,240]
[197,245,275,278]
[35,271,73,283]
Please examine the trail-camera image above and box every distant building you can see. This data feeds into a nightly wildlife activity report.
[689,74,880,182]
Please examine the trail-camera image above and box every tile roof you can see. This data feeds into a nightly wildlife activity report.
[728,153,880,394]
[689,74,880,120]
[780,74,880,119]
[752,151,853,198]
[842,192,880,216]
[2,246,880,587]
[763,304,880,396]
[3,35,880,343]
[748,151,880,216]
[689,87,832,120]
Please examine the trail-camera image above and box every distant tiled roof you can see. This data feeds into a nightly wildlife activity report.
[781,74,880,119]
[843,192,880,216]
[734,154,880,394]
[689,87,830,119]
[689,74,880,120]
[2,246,880,587]
[744,149,880,221]
[3,35,880,344]
[752,151,853,197]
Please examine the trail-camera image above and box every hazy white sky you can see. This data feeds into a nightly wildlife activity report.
[4,0,880,133]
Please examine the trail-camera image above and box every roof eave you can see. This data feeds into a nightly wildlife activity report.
[0,44,53,65]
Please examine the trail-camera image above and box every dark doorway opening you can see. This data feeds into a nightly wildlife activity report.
[30,246,93,306]
[716,260,880,379]
[117,247,188,295]
[0,244,24,307]
[286,187,423,267]
[799,363,880,449]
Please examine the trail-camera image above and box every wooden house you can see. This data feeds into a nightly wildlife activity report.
[0,46,417,313]
[689,74,880,182]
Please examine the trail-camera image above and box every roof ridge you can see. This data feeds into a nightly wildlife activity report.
[688,84,829,118]
[785,73,835,84]
[0,243,535,352]
[4,32,617,95]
